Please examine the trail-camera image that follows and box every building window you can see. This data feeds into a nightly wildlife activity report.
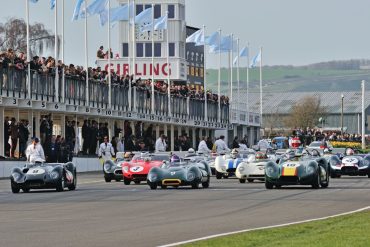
[145,43,152,57]
[154,43,161,57]
[168,5,175,19]
[169,43,175,57]
[179,4,185,20]
[154,5,161,18]
[145,4,151,9]
[136,43,143,57]
[122,43,128,57]
[136,4,143,15]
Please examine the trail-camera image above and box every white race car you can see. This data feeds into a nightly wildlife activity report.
[236,152,271,183]
[214,149,252,179]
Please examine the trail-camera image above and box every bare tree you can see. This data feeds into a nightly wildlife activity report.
[285,96,326,129]
[0,18,59,57]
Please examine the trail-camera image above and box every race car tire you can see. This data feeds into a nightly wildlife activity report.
[123,179,131,185]
[202,178,210,188]
[247,179,254,183]
[134,181,141,185]
[149,183,157,190]
[11,183,20,193]
[368,172,370,178]
[56,176,65,192]
[265,180,273,189]
[161,185,167,189]
[223,174,229,179]
[311,172,320,189]
[320,168,329,188]
[22,188,30,193]
[192,182,199,189]
[104,176,112,182]
[68,170,77,191]
[215,171,223,179]
[275,185,282,189]
[239,179,246,183]
[115,178,122,182]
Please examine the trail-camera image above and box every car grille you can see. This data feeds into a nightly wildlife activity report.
[26,179,45,186]
[132,174,147,179]
[162,179,181,185]
[280,176,299,183]
[341,167,358,174]
[114,170,123,175]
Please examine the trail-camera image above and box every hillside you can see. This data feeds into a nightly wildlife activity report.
[205,60,370,93]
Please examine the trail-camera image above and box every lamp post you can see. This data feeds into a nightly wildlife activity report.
[361,80,365,150]
[341,94,344,136]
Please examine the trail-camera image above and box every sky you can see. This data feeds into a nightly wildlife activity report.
[1,0,370,68]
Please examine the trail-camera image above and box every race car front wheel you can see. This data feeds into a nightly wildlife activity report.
[239,179,246,183]
[265,180,273,189]
[149,183,157,190]
[123,179,131,185]
[11,183,20,193]
[56,177,65,192]
[311,172,320,189]
[68,170,77,191]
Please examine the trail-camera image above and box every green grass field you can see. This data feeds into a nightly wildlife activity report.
[205,67,370,93]
[182,210,370,247]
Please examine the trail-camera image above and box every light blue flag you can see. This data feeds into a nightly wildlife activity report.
[250,50,262,68]
[50,0,56,9]
[99,3,134,26]
[239,47,248,57]
[134,7,153,24]
[209,35,235,53]
[140,15,167,32]
[186,29,205,46]
[29,0,38,3]
[205,31,220,47]
[86,0,108,16]
[71,0,84,21]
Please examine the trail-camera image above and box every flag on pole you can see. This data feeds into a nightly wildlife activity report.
[250,50,261,68]
[50,0,56,9]
[99,3,134,26]
[239,46,248,57]
[186,29,205,46]
[140,15,167,32]
[134,7,153,24]
[71,0,84,21]
[86,0,108,16]
[205,31,220,46]
[209,35,235,53]
[233,56,238,65]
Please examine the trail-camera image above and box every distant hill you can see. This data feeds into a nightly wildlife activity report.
[205,59,370,93]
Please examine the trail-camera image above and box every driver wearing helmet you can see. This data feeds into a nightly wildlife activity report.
[124,152,132,161]
[230,148,239,159]
[285,149,295,160]
[185,148,196,157]
[170,154,181,163]
[346,148,354,156]
[255,152,267,161]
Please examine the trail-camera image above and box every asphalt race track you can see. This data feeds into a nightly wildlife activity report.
[1,172,369,247]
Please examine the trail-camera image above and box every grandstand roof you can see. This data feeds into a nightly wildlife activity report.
[235,91,370,115]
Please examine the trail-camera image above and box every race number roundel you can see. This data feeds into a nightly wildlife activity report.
[130,166,144,173]
[27,168,45,175]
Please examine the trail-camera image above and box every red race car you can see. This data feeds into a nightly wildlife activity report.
[121,153,170,185]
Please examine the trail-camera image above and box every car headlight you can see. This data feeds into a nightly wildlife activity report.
[50,171,59,180]
[239,167,245,172]
[265,165,278,177]
[187,171,195,181]
[12,172,21,181]
[306,165,316,174]
[148,173,157,182]
[104,164,112,172]
[123,166,129,173]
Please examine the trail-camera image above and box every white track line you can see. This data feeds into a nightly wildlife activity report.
[158,206,370,247]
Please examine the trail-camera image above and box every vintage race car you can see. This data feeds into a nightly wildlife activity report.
[265,150,330,189]
[103,152,132,182]
[214,150,253,179]
[147,158,211,189]
[236,153,274,183]
[10,162,77,193]
[104,153,170,185]
[328,154,370,178]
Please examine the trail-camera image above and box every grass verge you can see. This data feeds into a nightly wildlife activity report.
[182,210,370,247]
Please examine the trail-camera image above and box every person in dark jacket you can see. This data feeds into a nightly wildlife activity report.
[232,136,239,149]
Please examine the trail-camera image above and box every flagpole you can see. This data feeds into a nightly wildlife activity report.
[246,42,250,115]
[203,25,207,122]
[108,0,112,109]
[84,0,89,106]
[230,34,233,113]
[128,0,132,111]
[259,46,263,126]
[26,0,31,99]
[132,0,136,111]
[166,11,171,117]
[61,0,65,103]
[237,38,240,124]
[54,0,59,102]
[218,28,221,123]
[151,4,155,115]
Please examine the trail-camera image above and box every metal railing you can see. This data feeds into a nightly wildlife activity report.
[0,67,229,123]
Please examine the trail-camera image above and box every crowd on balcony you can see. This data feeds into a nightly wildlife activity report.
[0,47,229,105]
